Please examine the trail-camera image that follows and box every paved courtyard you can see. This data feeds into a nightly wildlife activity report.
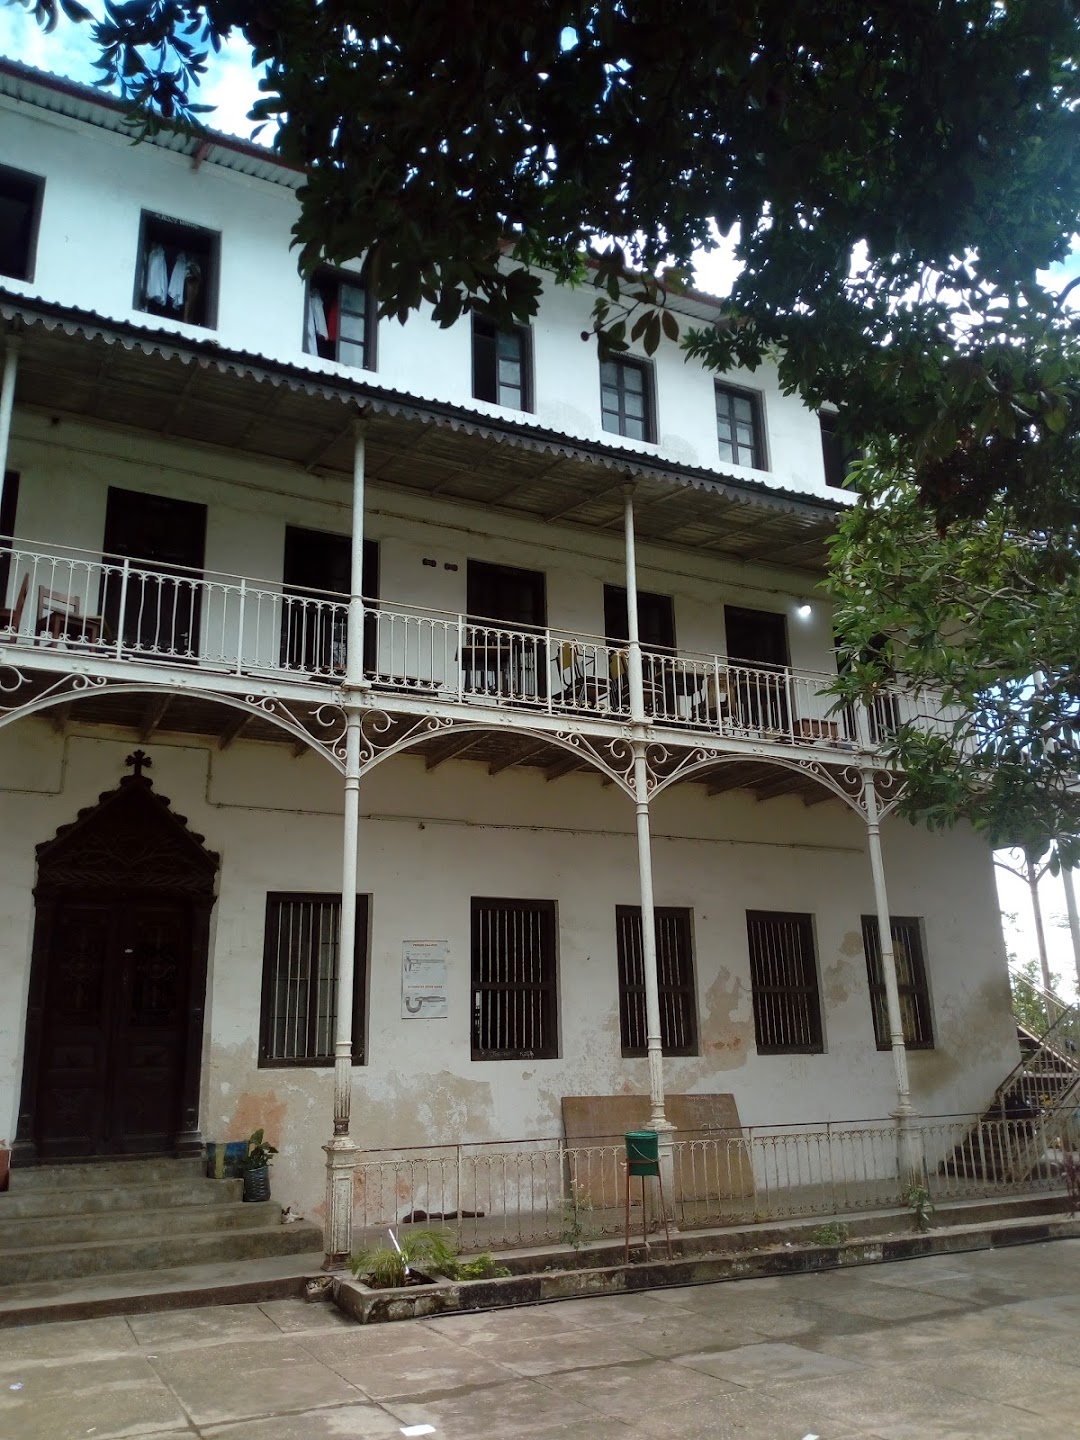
[3,1241,1080,1439]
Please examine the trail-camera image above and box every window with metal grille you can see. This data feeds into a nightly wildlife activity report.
[304,267,374,369]
[616,906,697,1057]
[600,357,654,441]
[471,898,557,1059]
[472,315,531,410]
[259,894,368,1066]
[861,915,934,1049]
[745,911,824,1054]
[715,384,765,468]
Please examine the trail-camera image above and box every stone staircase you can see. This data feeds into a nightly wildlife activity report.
[0,1156,323,1286]
[944,971,1080,1182]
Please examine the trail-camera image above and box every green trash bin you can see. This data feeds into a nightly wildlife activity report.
[625,1130,660,1177]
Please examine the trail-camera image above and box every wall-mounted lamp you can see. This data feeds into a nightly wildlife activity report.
[796,604,812,619]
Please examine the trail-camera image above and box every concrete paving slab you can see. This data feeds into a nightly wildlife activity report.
[770,1367,1050,1440]
[464,1327,651,1376]
[128,1300,283,1348]
[540,1354,741,1428]
[418,1304,590,1343]
[0,1353,189,1440]
[199,1403,405,1438]
[313,1335,514,1400]
[673,1338,862,1386]
[386,1376,611,1440]
[667,1386,869,1440]
[893,1345,1080,1419]
[0,1314,138,1363]
[257,1298,354,1333]
[147,1337,362,1427]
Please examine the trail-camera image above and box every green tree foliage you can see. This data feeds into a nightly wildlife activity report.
[11,0,1080,530]
[1010,958,1059,1036]
[828,456,1080,860]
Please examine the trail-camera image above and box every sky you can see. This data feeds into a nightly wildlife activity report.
[3,3,1080,1000]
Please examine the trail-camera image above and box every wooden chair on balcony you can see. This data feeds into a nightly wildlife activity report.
[35,586,108,647]
[0,572,29,636]
[553,641,607,710]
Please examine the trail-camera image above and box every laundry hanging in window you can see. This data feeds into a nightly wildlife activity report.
[144,244,169,306]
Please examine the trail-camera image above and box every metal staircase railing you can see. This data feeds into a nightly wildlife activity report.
[943,967,1080,1182]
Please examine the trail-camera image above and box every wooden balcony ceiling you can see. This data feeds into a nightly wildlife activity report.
[24,682,850,805]
[4,296,839,574]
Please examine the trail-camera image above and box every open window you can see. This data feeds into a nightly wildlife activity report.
[0,164,44,282]
[472,314,531,410]
[304,267,374,369]
[135,212,218,328]
[820,411,862,489]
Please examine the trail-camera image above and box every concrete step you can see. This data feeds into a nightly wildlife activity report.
[0,1249,327,1327]
[0,1176,242,1217]
[0,1199,277,1249]
[0,1218,324,1285]
[9,1156,207,1190]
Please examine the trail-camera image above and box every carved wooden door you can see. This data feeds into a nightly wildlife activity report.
[35,897,191,1157]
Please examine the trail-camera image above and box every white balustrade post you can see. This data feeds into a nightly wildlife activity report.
[115,557,130,660]
[0,341,19,525]
[235,577,247,675]
[862,769,922,1189]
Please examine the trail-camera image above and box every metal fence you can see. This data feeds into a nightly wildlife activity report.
[351,1114,1078,1253]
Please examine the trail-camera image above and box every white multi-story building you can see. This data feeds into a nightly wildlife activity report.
[0,60,1018,1262]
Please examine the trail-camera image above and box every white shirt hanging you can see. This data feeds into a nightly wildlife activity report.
[145,244,168,305]
[166,251,188,310]
[306,288,329,354]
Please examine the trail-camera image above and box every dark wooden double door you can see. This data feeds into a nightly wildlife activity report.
[33,896,193,1157]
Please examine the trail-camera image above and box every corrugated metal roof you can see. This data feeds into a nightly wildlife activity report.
[0,56,304,189]
[0,289,842,572]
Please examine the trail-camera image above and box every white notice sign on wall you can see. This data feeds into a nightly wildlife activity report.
[401,940,449,1019]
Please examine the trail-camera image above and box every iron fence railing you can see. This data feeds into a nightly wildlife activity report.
[350,1113,1079,1253]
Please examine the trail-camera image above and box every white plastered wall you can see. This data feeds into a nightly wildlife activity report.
[1,95,843,501]
[0,720,1017,1222]
[5,413,837,675]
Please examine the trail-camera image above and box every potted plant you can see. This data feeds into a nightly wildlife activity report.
[241,1128,278,1202]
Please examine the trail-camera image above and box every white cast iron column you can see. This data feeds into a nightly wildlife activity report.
[323,419,367,1268]
[0,340,19,520]
[1062,862,1080,999]
[623,486,669,1135]
[862,768,921,1187]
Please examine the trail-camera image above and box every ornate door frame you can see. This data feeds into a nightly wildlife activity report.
[14,753,218,1164]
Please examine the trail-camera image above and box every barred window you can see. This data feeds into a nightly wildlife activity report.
[471,898,557,1059]
[616,906,697,1057]
[861,915,934,1049]
[746,911,823,1054]
[259,894,368,1066]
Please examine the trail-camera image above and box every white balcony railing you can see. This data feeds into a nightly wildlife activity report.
[0,540,947,748]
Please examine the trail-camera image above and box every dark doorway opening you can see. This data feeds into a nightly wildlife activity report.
[101,488,208,660]
[16,763,218,1162]
[280,526,378,676]
[725,606,791,733]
